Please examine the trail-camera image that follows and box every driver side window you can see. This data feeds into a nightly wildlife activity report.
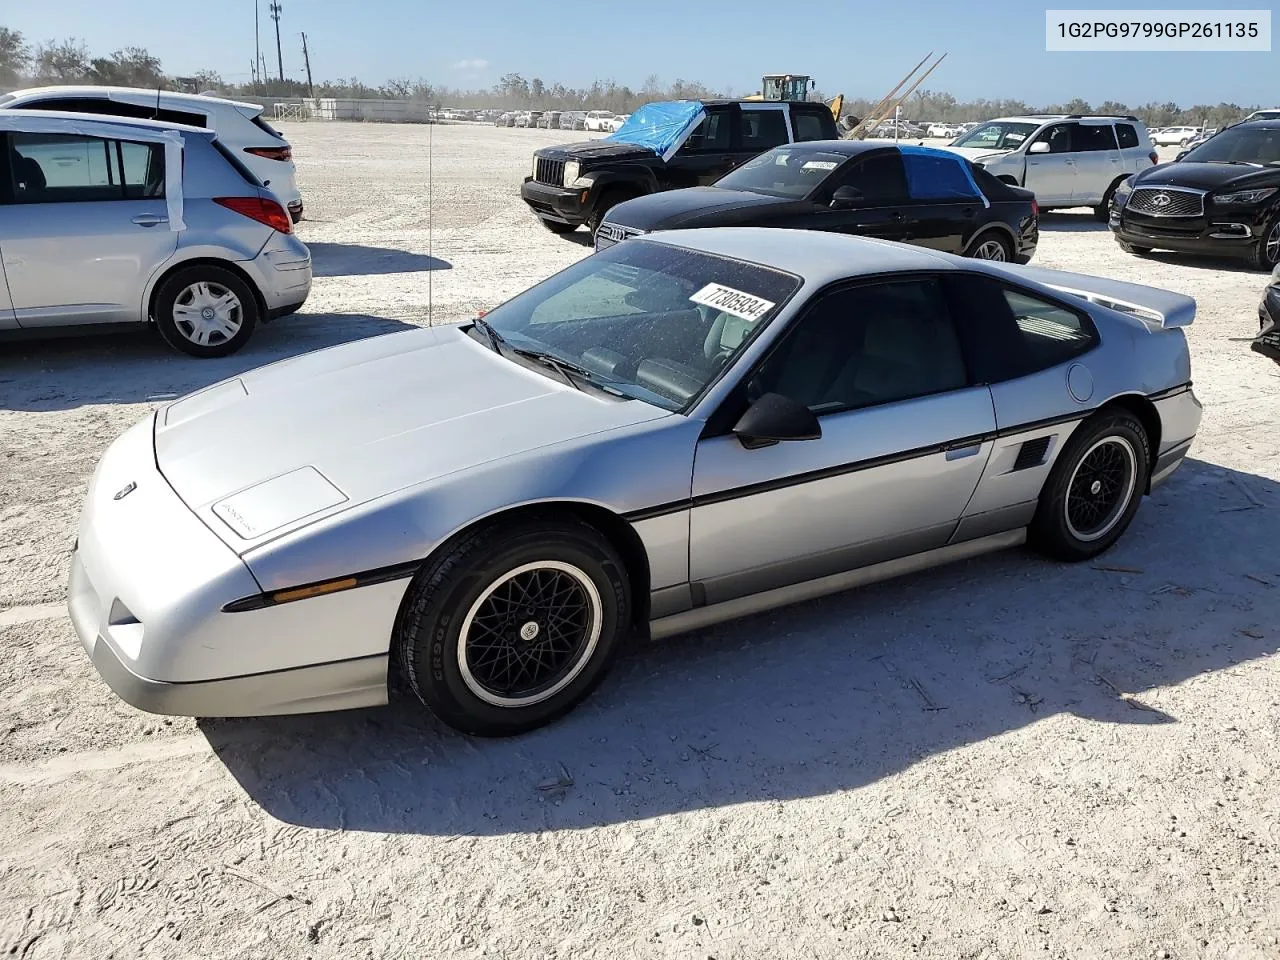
[1033,123,1074,154]
[750,278,968,415]
[683,110,731,152]
[819,152,907,205]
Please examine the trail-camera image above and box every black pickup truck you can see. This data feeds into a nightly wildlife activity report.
[521,99,840,236]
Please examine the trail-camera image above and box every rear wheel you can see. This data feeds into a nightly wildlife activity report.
[1029,411,1150,562]
[1094,179,1123,221]
[396,517,631,736]
[965,231,1012,261]
[153,265,259,358]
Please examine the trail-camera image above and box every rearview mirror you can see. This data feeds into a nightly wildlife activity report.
[830,185,864,209]
[732,393,822,449]
[1028,141,1050,155]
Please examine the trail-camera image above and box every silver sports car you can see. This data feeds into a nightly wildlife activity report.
[69,228,1202,736]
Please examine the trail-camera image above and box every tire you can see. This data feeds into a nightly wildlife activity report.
[1094,179,1122,221]
[1246,218,1280,271]
[539,218,578,235]
[1117,240,1152,256]
[153,265,259,358]
[1028,411,1151,562]
[586,190,633,237]
[965,230,1013,261]
[396,517,632,736]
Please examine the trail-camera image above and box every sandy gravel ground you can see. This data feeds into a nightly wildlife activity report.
[1,123,1279,960]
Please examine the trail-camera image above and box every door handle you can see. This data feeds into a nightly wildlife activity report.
[944,443,982,460]
[131,214,168,227]
[1027,160,1040,166]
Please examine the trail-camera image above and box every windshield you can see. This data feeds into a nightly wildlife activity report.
[714,147,849,199]
[477,239,801,412]
[608,101,704,155]
[952,121,1039,150]
[1183,126,1280,165]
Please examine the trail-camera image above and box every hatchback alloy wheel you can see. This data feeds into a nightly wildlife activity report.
[974,238,1009,261]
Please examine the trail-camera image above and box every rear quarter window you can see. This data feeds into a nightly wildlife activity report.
[741,110,789,152]
[1115,124,1140,149]
[791,111,831,142]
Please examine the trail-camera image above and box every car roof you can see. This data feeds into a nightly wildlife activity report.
[0,109,212,136]
[754,139,965,160]
[991,114,1137,124]
[1234,118,1280,128]
[3,85,265,113]
[642,226,956,283]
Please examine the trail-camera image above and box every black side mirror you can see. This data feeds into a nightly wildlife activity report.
[1174,151,1188,162]
[830,185,863,209]
[732,392,822,449]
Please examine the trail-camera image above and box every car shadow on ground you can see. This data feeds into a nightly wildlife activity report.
[1135,251,1270,276]
[307,243,451,277]
[0,312,417,412]
[202,457,1280,837]
[1038,211,1110,233]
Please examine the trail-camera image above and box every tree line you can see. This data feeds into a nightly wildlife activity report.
[0,27,1267,130]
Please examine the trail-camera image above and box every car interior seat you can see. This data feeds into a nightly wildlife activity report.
[11,150,46,197]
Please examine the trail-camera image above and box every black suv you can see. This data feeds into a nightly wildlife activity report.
[1110,119,1280,270]
[521,99,840,236]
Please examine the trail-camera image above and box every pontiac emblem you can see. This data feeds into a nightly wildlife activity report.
[1151,193,1173,207]
[113,481,137,500]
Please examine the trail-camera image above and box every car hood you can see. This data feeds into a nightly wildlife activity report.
[536,140,655,163]
[154,327,671,550]
[1134,161,1279,191]
[933,145,1013,164]
[606,186,804,230]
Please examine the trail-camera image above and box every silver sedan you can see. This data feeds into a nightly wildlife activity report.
[69,228,1202,735]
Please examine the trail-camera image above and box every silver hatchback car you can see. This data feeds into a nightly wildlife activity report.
[0,111,311,357]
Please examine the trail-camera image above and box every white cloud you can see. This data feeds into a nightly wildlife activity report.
[453,59,489,71]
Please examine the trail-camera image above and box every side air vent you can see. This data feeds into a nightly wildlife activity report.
[1013,436,1052,471]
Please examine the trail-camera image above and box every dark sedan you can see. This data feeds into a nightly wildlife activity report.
[594,141,1039,263]
[1110,120,1280,271]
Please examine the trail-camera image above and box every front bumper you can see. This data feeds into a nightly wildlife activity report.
[67,416,391,717]
[1111,203,1268,260]
[521,177,592,226]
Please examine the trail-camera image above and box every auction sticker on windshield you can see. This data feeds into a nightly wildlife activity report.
[690,283,777,322]
[802,160,840,171]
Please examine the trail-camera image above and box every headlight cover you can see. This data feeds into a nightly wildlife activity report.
[562,160,581,186]
[1114,176,1135,197]
[532,155,539,179]
[1212,187,1278,205]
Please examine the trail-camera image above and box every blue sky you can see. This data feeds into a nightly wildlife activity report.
[6,0,1276,105]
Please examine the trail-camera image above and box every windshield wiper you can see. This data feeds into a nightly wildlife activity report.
[510,347,593,392]
[471,316,505,353]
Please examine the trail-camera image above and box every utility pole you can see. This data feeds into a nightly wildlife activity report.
[270,1,284,82]
[254,0,262,88]
[301,32,314,99]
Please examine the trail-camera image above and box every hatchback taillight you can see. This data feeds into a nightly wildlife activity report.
[1149,151,1159,164]
[245,145,293,162]
[214,196,292,234]
[1031,198,1039,217]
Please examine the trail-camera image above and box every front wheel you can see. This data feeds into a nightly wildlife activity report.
[1029,411,1151,562]
[397,518,631,736]
[539,218,578,235]
[1117,239,1152,256]
[965,231,1012,261]
[153,265,259,358]
[1247,219,1280,271]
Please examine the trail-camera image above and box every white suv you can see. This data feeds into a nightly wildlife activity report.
[1152,125,1202,146]
[939,114,1158,219]
[0,86,304,222]
[583,111,616,132]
